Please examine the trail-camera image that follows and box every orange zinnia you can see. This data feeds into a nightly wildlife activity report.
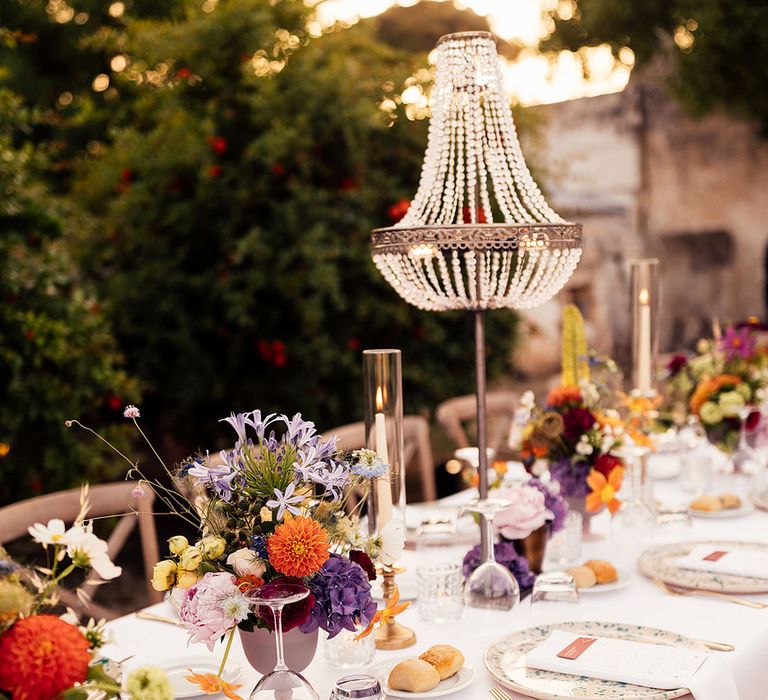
[690,374,742,413]
[185,671,243,699]
[586,467,624,514]
[267,515,329,578]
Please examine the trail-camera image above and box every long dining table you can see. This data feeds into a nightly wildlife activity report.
[103,473,768,699]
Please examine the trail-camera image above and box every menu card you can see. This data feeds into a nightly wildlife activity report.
[526,631,738,700]
[675,545,768,579]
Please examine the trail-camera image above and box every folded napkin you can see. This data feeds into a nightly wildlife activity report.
[526,631,738,700]
[675,545,768,579]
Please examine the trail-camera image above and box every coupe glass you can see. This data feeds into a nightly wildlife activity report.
[460,497,520,611]
[248,582,319,700]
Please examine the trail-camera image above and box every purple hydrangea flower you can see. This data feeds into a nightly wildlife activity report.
[300,554,377,638]
[549,457,591,499]
[462,542,536,590]
[527,478,568,533]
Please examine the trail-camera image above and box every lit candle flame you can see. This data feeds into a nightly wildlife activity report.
[639,287,649,305]
[376,386,384,412]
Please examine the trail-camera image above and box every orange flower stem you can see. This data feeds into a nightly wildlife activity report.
[218,627,236,678]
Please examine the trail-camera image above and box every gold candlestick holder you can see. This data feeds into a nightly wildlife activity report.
[375,567,416,650]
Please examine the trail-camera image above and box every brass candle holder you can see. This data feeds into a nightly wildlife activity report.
[375,566,416,650]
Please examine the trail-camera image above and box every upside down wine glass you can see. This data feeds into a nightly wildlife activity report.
[248,582,319,700]
[461,497,520,611]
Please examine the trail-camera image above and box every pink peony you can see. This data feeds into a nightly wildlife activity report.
[179,572,243,650]
[492,484,554,540]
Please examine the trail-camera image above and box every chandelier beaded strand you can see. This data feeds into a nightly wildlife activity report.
[371,32,582,557]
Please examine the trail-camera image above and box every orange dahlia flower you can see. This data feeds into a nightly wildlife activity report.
[267,516,329,578]
[586,467,624,515]
[546,385,582,407]
[0,614,91,700]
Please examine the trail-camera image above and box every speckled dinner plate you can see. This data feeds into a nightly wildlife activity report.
[750,489,768,512]
[484,621,705,700]
[638,540,768,593]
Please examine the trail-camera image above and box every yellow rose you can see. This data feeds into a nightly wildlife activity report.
[259,507,273,523]
[168,535,189,555]
[175,569,199,589]
[151,560,177,591]
[178,547,202,571]
[199,536,226,560]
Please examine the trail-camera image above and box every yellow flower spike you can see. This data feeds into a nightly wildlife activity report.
[184,670,243,700]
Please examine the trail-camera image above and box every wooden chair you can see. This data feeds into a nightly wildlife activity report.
[0,481,162,619]
[324,415,437,502]
[435,390,519,455]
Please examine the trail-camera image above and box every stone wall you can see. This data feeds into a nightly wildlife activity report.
[519,70,768,372]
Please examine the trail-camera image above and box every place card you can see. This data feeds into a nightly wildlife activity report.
[676,545,768,579]
[527,631,707,690]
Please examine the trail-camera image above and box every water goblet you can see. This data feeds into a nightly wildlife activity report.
[248,581,319,700]
[460,497,520,611]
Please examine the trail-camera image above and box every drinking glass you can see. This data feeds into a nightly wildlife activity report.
[732,406,762,476]
[329,675,383,700]
[543,510,582,569]
[248,582,319,700]
[416,563,464,622]
[324,628,375,668]
[530,572,580,624]
[460,497,520,611]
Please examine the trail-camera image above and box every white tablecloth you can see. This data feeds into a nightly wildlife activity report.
[103,476,768,699]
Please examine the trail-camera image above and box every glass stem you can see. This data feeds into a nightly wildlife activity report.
[272,604,288,672]
[739,414,748,451]
[482,512,496,564]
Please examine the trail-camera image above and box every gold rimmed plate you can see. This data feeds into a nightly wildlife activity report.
[639,540,768,593]
[484,621,706,700]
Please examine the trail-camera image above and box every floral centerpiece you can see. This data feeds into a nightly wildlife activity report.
[514,306,625,515]
[665,319,768,451]
[73,407,405,698]
[0,489,172,700]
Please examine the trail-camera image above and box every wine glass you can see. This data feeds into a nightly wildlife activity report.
[732,406,761,476]
[248,582,319,700]
[460,497,520,611]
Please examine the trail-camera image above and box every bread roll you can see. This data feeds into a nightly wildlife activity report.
[566,565,597,589]
[720,493,742,509]
[690,495,722,512]
[388,659,440,693]
[584,559,618,584]
[419,645,464,680]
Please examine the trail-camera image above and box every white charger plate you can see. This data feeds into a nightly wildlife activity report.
[577,568,632,595]
[484,621,705,700]
[368,657,474,698]
[156,656,242,698]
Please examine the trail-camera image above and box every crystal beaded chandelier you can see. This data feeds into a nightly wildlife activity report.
[372,32,582,528]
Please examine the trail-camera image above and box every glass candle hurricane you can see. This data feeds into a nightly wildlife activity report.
[363,349,406,537]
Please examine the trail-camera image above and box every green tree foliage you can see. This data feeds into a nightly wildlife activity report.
[65,0,516,449]
[545,0,768,132]
[0,89,139,504]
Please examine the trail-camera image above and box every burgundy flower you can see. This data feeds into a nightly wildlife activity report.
[349,550,376,581]
[593,453,622,479]
[255,577,315,632]
[747,410,761,432]
[666,354,688,376]
[562,407,596,442]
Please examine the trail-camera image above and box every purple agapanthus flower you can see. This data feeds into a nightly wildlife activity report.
[462,542,536,590]
[283,413,317,448]
[244,410,278,440]
[300,554,377,638]
[187,455,242,501]
[719,325,757,362]
[527,478,568,533]
[266,482,304,520]
[549,457,591,499]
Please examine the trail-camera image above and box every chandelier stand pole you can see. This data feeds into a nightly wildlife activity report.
[475,309,490,556]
